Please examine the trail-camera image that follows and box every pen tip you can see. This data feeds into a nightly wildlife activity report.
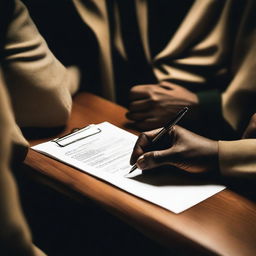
[128,165,137,174]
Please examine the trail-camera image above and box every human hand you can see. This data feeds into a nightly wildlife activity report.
[126,82,199,130]
[242,113,256,138]
[130,126,218,173]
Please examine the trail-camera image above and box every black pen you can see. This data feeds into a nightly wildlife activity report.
[128,107,189,174]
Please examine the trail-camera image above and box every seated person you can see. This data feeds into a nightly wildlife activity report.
[23,0,252,139]
[126,0,256,139]
[130,113,256,179]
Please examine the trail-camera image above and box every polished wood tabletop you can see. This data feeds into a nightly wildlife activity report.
[24,93,256,256]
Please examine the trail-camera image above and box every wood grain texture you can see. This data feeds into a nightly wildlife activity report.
[24,93,256,256]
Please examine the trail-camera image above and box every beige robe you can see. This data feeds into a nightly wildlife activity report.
[218,0,256,178]
[0,78,46,256]
[72,0,240,101]
[1,0,79,147]
[0,0,82,254]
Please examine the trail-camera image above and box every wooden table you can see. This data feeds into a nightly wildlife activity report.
[24,93,256,256]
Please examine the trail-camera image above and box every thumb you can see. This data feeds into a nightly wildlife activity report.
[136,150,171,170]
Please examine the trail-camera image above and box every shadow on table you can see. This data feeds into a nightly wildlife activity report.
[21,126,65,140]
[223,176,256,202]
[130,166,222,186]
[130,166,256,204]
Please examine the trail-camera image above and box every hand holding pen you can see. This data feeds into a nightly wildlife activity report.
[129,107,189,174]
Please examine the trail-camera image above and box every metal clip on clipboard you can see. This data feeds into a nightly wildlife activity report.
[51,125,101,147]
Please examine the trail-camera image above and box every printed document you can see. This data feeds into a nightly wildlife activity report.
[32,122,225,213]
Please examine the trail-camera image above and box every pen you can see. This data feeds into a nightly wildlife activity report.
[128,107,189,174]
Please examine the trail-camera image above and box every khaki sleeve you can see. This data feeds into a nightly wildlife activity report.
[2,0,79,127]
[0,68,28,149]
[218,140,256,178]
[0,80,46,256]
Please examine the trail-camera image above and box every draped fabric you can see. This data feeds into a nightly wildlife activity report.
[112,0,157,105]
[72,0,241,104]
[222,0,256,133]
[0,2,46,255]
[218,0,256,178]
[2,0,78,129]
[0,73,46,256]
[0,0,82,254]
[23,0,256,136]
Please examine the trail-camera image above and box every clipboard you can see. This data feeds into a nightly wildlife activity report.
[32,121,226,214]
[51,125,101,147]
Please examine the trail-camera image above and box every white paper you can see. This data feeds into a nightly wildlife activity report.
[32,122,225,214]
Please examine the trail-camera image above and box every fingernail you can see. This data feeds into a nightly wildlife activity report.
[137,155,146,170]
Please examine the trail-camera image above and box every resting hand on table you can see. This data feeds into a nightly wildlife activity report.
[126,82,199,130]
[130,126,218,174]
